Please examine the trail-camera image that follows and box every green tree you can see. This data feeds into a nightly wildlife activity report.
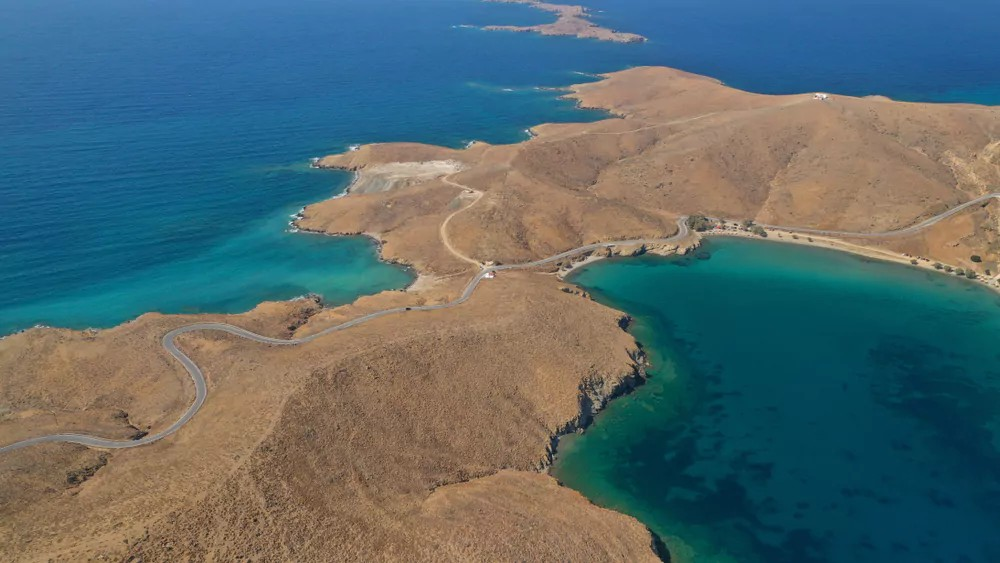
[687,215,714,232]
[971,255,983,263]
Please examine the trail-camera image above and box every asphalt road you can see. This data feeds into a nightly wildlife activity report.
[0,218,691,454]
[3,192,997,455]
[759,193,1000,238]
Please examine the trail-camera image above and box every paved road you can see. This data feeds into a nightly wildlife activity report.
[759,193,1000,238]
[0,218,691,454]
[3,191,997,454]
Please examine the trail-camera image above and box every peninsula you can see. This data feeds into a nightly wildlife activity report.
[482,0,647,43]
[1,66,998,561]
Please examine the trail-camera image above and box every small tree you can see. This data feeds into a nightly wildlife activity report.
[955,268,965,276]
[741,219,755,230]
[933,262,943,270]
[750,225,768,238]
[965,270,978,280]
[971,255,983,263]
[945,265,954,273]
[687,215,714,232]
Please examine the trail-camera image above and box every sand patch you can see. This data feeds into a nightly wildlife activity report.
[348,160,465,195]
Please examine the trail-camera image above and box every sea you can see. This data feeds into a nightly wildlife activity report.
[3,0,1000,560]
[554,239,1000,562]
[2,0,1000,333]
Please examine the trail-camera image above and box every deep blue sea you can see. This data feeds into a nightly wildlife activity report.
[2,0,1000,333]
[555,239,1000,563]
[4,0,1000,560]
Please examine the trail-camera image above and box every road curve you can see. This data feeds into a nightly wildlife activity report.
[3,191,997,454]
[0,218,691,454]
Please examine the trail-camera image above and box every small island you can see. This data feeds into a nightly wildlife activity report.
[482,0,647,43]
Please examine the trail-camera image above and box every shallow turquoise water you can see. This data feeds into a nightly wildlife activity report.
[3,0,1000,334]
[554,238,1000,563]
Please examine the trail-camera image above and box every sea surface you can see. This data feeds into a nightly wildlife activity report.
[554,238,1000,563]
[4,0,1000,560]
[3,0,1000,333]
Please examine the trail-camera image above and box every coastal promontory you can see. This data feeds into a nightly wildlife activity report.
[1,66,998,561]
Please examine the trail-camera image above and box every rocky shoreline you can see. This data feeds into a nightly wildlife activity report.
[482,0,646,43]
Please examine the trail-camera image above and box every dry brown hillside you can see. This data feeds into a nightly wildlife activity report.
[0,275,660,561]
[305,66,1000,272]
[3,65,999,562]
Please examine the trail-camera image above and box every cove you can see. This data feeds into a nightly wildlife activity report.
[553,237,1000,563]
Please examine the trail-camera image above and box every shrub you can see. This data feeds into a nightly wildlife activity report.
[687,215,714,232]
[750,225,768,237]
[933,262,943,270]
[910,259,918,265]
[955,268,965,276]
[945,265,954,272]
[971,255,983,263]
[965,270,978,280]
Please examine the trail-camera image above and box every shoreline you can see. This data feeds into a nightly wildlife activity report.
[480,0,646,44]
[556,226,1000,294]
[706,226,1000,293]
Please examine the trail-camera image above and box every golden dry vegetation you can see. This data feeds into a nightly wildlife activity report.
[3,65,999,561]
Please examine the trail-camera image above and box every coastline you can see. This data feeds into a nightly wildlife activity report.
[480,0,647,43]
[556,226,1000,294]
[5,62,1000,561]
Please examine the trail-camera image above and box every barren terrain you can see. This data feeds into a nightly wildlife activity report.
[2,65,999,561]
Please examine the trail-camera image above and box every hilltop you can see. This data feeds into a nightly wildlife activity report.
[307,66,1000,276]
[1,66,998,561]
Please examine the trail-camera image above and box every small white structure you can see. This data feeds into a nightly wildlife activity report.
[813,93,830,101]
[484,271,496,279]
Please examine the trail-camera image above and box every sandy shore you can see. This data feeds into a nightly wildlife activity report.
[706,226,1000,292]
[552,222,1000,294]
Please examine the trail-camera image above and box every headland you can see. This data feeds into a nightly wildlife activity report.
[1,65,998,561]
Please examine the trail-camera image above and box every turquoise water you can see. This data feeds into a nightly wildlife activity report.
[3,0,1000,334]
[554,238,1000,563]
[5,0,1000,559]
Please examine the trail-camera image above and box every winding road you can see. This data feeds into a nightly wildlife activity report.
[2,191,997,455]
[0,219,691,454]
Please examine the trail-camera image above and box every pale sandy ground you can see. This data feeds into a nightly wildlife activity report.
[343,160,465,194]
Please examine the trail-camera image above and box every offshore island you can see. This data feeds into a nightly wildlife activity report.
[2,65,1000,563]
[481,0,647,43]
